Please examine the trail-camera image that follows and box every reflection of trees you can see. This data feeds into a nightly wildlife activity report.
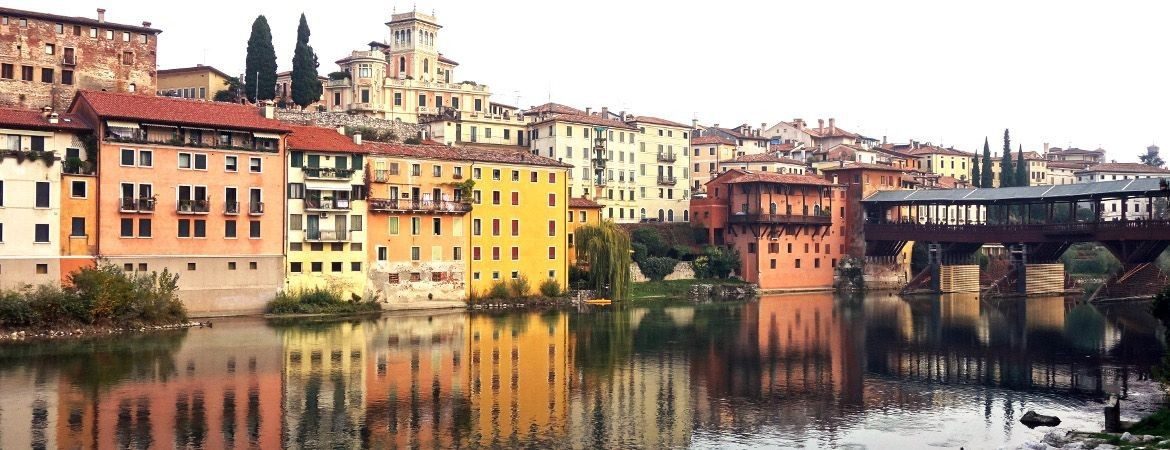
[0,331,187,392]
[571,308,633,375]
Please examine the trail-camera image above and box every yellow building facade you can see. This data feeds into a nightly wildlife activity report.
[690,135,738,193]
[285,126,369,299]
[909,146,975,183]
[631,116,692,222]
[567,197,603,255]
[156,65,232,100]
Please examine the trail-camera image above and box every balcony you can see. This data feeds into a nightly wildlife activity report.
[304,198,351,211]
[657,152,677,163]
[657,176,677,186]
[303,167,356,180]
[225,202,240,215]
[305,229,349,242]
[120,198,156,213]
[368,198,472,214]
[727,213,832,226]
[177,199,210,214]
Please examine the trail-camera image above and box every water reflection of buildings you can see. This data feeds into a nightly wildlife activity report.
[0,366,58,449]
[55,323,284,450]
[281,321,368,449]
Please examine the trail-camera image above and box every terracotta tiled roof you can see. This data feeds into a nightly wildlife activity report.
[363,142,572,168]
[1050,147,1105,155]
[723,170,835,186]
[871,146,910,159]
[629,116,689,129]
[529,113,637,130]
[569,197,604,209]
[906,145,973,157]
[726,153,804,165]
[769,143,798,153]
[287,126,365,153]
[158,65,233,80]
[0,6,161,33]
[72,91,291,133]
[710,127,767,141]
[437,54,459,66]
[1022,151,1045,161]
[0,108,91,131]
[524,102,585,116]
[805,126,858,139]
[819,162,907,172]
[1047,161,1086,170]
[691,135,735,146]
[1075,162,1170,174]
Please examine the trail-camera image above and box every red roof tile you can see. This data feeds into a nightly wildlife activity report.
[819,162,906,172]
[805,125,858,139]
[438,54,459,66]
[709,127,767,141]
[524,102,585,116]
[723,170,835,186]
[1046,161,1087,170]
[363,142,572,168]
[769,143,798,153]
[691,135,735,146]
[905,145,973,157]
[0,6,161,33]
[0,108,91,131]
[72,91,291,133]
[287,126,365,153]
[727,153,805,165]
[569,197,604,209]
[629,116,689,129]
[1075,162,1170,174]
[529,113,638,130]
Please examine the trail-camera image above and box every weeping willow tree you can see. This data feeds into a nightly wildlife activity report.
[575,222,632,300]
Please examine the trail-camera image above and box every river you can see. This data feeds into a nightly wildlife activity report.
[0,293,1164,449]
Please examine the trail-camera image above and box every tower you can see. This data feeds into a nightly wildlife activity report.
[385,11,442,82]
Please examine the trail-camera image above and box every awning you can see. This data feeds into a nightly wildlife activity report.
[305,181,350,191]
[106,120,140,129]
[253,131,282,140]
[142,123,177,129]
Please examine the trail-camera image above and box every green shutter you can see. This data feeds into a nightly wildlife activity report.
[335,155,348,170]
[290,151,303,167]
[388,217,399,235]
[306,154,320,168]
[352,154,363,169]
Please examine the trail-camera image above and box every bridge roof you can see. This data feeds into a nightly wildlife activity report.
[863,177,1168,204]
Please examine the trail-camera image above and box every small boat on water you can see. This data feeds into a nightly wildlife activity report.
[584,299,613,306]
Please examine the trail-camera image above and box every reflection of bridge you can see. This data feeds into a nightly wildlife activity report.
[863,179,1170,297]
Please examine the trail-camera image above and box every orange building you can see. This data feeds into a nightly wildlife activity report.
[567,196,603,253]
[819,162,908,257]
[68,91,290,315]
[691,169,843,291]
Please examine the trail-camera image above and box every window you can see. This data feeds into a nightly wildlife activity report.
[377,246,388,261]
[548,247,556,260]
[492,219,500,236]
[122,31,130,42]
[21,66,33,81]
[311,262,323,273]
[35,264,48,275]
[411,217,421,235]
[511,247,519,260]
[511,192,519,205]
[225,220,236,238]
[225,155,238,172]
[511,219,519,236]
[472,218,481,235]
[34,224,49,243]
[389,217,399,235]
[351,262,361,272]
[492,247,500,261]
[0,64,11,79]
[35,182,49,208]
[121,218,134,237]
[41,68,53,83]
[249,157,262,173]
[473,247,481,260]
[193,219,207,238]
[249,220,261,238]
[795,259,801,269]
[45,43,56,55]
[433,165,442,177]
[121,51,134,65]
[70,217,85,237]
[178,219,191,238]
[548,193,556,206]
[453,247,462,261]
[492,169,501,180]
[290,262,303,273]
[70,180,86,198]
[121,148,136,166]
[411,247,421,261]
[492,191,500,205]
[331,262,343,272]
[138,150,153,167]
[105,29,113,39]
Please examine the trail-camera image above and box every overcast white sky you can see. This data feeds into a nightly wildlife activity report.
[20,0,1170,161]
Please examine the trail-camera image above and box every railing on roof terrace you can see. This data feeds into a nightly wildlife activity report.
[304,198,351,211]
[104,133,279,153]
[303,167,355,180]
[368,198,472,214]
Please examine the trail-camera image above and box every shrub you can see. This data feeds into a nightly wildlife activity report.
[631,242,649,264]
[669,245,694,261]
[0,262,187,329]
[569,266,590,287]
[404,136,422,145]
[266,286,377,315]
[0,290,38,327]
[692,246,741,279]
[632,228,668,257]
[639,257,678,281]
[539,279,561,298]
[508,276,531,298]
[487,281,510,299]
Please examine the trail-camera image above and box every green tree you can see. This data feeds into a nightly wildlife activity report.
[1000,129,1014,187]
[1141,145,1166,168]
[244,15,277,102]
[1015,144,1028,187]
[981,137,994,188]
[213,76,244,102]
[290,13,322,109]
[971,145,982,187]
[575,222,633,300]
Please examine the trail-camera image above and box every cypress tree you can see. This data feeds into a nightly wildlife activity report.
[1000,129,1014,187]
[245,15,277,102]
[981,137,994,188]
[290,13,322,109]
[971,147,982,187]
[1016,144,1028,187]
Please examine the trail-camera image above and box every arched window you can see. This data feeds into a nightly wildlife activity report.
[399,57,406,73]
[640,208,646,220]
[423,59,429,74]
[406,30,411,43]
[667,210,675,222]
[658,209,665,221]
[683,210,690,221]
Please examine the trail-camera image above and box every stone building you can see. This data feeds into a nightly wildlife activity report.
[0,7,160,110]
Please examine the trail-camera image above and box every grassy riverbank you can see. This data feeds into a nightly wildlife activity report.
[266,288,381,315]
[630,279,748,300]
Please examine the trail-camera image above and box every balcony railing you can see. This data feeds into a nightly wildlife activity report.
[120,198,156,213]
[657,152,677,163]
[304,198,351,211]
[250,202,265,215]
[368,198,472,214]
[657,176,677,186]
[224,201,240,215]
[303,167,355,180]
[728,213,832,225]
[305,229,349,242]
[177,199,210,214]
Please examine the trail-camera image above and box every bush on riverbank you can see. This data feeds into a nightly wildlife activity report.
[630,279,748,300]
[266,287,380,315]
[0,263,186,329]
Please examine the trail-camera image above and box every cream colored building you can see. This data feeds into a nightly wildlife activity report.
[690,135,737,192]
[630,115,691,222]
[1047,161,1080,185]
[423,102,528,147]
[0,108,89,289]
[527,106,640,222]
[761,118,816,147]
[157,65,233,100]
[323,12,492,124]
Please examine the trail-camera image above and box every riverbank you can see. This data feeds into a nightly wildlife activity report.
[629,278,749,300]
[0,321,207,342]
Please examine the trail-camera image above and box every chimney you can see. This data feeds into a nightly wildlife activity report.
[352,131,362,145]
[619,110,625,121]
[585,107,591,115]
[818,119,825,132]
[882,135,887,145]
[761,122,767,131]
[41,106,52,118]
[1043,142,1050,153]
[600,106,608,118]
[793,118,804,130]
[97,8,106,23]
[261,100,275,119]
[336,126,345,135]
[691,119,698,129]
[829,118,836,134]
[49,112,59,125]
[142,21,151,28]
[713,123,720,128]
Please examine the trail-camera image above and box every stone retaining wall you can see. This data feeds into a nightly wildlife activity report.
[275,111,424,141]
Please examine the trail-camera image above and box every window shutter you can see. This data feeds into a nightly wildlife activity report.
[290,151,303,167]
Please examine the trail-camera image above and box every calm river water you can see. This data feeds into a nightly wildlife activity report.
[0,293,1165,449]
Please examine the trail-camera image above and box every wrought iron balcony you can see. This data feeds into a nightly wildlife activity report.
[657,152,677,163]
[368,198,472,214]
[119,198,155,213]
[177,199,210,214]
[224,202,240,215]
[727,213,832,225]
[250,202,265,215]
[304,198,351,211]
[657,176,677,186]
[305,229,349,242]
[303,167,356,180]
